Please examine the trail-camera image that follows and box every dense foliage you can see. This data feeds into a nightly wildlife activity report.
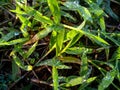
[0,0,120,90]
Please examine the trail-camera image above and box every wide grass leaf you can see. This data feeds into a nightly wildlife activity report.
[85,31,109,47]
[36,58,70,69]
[78,77,97,90]
[17,14,30,37]
[98,69,117,90]
[77,6,92,22]
[0,30,20,42]
[0,38,28,46]
[64,1,92,22]
[10,51,33,71]
[52,66,59,90]
[99,17,105,31]
[12,4,53,25]
[26,6,53,25]
[63,24,109,47]
[80,50,88,77]
[56,26,65,56]
[47,0,61,24]
[49,30,57,49]
[65,47,93,55]
[65,76,84,87]
[63,76,96,87]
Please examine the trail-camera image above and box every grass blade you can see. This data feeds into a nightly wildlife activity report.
[17,14,30,37]
[0,30,20,42]
[98,69,117,90]
[52,66,59,90]
[65,47,93,55]
[99,17,105,31]
[80,50,88,77]
[63,24,109,47]
[47,0,61,24]
[24,26,53,45]
[12,60,20,81]
[10,51,33,71]
[25,41,38,58]
[59,56,81,65]
[0,38,28,46]
[64,1,92,22]
[56,27,65,56]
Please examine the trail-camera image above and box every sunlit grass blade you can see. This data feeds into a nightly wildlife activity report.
[52,66,59,90]
[98,69,117,90]
[47,0,61,24]
[77,6,92,22]
[78,77,97,90]
[111,47,120,61]
[24,26,53,45]
[85,31,109,47]
[0,38,28,46]
[25,41,38,58]
[64,76,84,87]
[66,30,79,40]
[58,21,85,55]
[10,51,33,71]
[89,3,104,16]
[12,4,53,25]
[62,76,96,88]
[65,47,93,55]
[26,6,53,25]
[59,33,83,55]
[49,30,57,49]
[35,58,70,69]
[99,17,105,31]
[17,14,30,37]
[80,50,88,77]
[77,20,86,30]
[63,24,109,47]
[64,1,92,22]
[56,27,65,56]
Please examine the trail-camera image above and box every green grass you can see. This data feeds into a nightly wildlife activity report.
[0,0,120,90]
